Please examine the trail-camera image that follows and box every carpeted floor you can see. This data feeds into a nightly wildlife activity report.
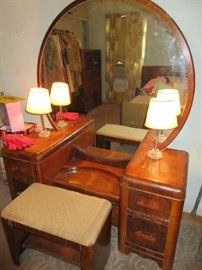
[0,178,202,270]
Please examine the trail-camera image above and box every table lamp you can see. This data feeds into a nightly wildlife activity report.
[50,82,71,128]
[26,87,52,137]
[157,89,181,116]
[145,98,178,159]
[156,89,181,142]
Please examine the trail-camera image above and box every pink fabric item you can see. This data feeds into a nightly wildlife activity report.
[143,76,167,95]
[3,134,33,151]
[56,112,79,121]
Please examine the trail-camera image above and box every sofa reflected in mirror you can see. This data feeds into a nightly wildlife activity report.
[121,65,187,129]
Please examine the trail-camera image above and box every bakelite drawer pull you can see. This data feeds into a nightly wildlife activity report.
[135,230,156,243]
[137,200,159,211]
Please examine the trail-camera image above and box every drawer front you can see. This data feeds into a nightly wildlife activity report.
[128,189,171,220]
[127,214,167,253]
[5,159,34,183]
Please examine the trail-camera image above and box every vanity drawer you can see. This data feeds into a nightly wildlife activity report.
[128,189,171,220]
[5,159,34,183]
[126,213,167,253]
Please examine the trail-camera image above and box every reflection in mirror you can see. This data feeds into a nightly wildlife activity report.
[37,0,194,149]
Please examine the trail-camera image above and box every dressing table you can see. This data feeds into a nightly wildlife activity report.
[3,0,194,269]
[1,118,188,270]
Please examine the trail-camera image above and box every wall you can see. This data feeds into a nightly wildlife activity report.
[54,6,89,48]
[0,0,201,215]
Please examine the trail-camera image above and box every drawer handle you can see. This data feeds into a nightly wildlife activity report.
[137,200,159,211]
[135,230,156,243]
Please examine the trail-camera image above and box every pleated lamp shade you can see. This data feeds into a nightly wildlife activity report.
[26,87,52,115]
[50,82,71,106]
[145,98,178,130]
[157,89,181,116]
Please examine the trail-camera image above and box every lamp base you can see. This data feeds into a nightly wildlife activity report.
[158,132,166,143]
[57,120,67,128]
[39,129,50,138]
[147,148,162,160]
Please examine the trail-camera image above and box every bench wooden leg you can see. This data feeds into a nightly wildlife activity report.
[81,246,94,270]
[80,213,111,270]
[1,218,28,265]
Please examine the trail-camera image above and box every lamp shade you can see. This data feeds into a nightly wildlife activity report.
[26,87,52,115]
[145,98,178,130]
[50,82,71,106]
[157,89,181,116]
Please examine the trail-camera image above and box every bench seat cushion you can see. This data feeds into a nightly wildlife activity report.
[1,183,112,247]
[96,124,148,143]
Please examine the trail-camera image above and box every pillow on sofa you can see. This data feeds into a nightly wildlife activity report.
[154,82,174,96]
[141,76,167,95]
[167,76,188,96]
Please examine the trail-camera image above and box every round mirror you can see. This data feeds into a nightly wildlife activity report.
[37,0,195,149]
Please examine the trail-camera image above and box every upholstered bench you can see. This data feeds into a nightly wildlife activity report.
[96,123,148,149]
[1,183,112,269]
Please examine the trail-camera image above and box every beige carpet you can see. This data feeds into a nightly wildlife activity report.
[0,178,202,270]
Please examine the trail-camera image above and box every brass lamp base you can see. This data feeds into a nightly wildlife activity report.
[147,148,162,160]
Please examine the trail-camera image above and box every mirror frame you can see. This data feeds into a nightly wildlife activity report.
[37,0,195,149]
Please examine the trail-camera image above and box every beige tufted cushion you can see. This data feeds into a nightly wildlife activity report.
[96,124,148,142]
[1,183,112,247]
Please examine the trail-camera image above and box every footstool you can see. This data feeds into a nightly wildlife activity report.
[1,183,112,270]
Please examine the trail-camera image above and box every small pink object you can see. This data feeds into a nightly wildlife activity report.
[2,134,33,151]
[56,112,79,121]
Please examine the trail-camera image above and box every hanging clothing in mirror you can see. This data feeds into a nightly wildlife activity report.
[41,30,82,93]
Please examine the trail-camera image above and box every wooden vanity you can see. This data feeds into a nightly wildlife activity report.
[1,117,188,270]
